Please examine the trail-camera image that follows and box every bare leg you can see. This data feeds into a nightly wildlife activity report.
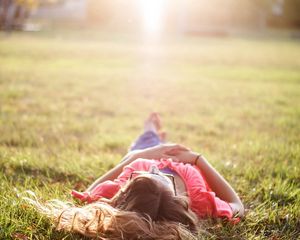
[144,112,167,142]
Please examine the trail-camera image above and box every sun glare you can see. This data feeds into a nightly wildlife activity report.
[139,0,166,34]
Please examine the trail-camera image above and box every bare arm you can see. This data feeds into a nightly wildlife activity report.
[86,144,189,192]
[86,151,139,192]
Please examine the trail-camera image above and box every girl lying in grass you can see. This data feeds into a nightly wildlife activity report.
[27,113,244,239]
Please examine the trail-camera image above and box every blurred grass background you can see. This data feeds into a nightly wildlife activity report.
[0,30,299,239]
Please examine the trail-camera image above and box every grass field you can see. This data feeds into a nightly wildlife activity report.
[0,29,299,239]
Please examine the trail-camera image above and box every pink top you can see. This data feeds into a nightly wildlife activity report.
[72,158,233,219]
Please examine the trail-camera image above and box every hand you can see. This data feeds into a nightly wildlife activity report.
[168,150,200,165]
[134,143,190,161]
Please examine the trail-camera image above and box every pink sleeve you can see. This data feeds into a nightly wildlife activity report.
[88,180,121,202]
[185,165,232,218]
[191,190,233,219]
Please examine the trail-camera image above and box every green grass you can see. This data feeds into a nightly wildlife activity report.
[0,30,299,239]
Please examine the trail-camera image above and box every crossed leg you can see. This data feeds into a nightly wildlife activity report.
[130,112,167,151]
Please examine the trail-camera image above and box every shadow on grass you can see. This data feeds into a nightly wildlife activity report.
[1,163,87,185]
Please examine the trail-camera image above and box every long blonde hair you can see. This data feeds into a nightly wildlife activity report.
[24,177,199,239]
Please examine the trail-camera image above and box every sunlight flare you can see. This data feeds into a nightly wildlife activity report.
[138,0,166,34]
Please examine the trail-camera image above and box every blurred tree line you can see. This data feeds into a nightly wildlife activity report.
[87,0,300,30]
[270,0,300,27]
[0,0,64,30]
[1,0,300,31]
